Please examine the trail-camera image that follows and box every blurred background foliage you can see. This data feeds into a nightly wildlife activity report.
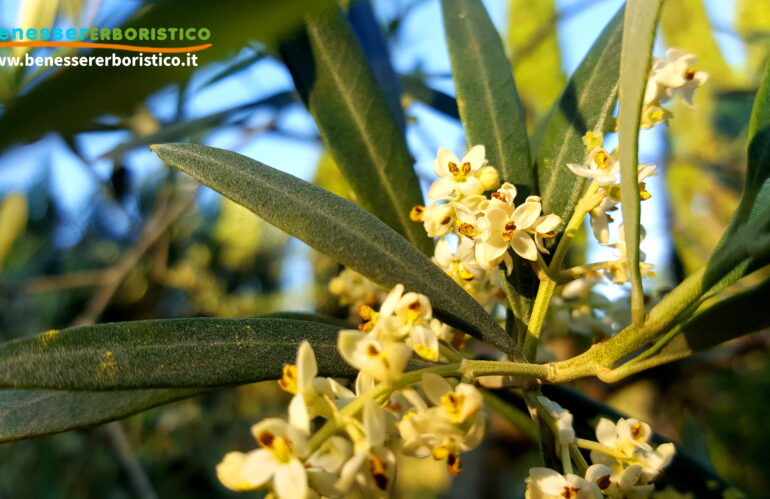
[0,0,769,497]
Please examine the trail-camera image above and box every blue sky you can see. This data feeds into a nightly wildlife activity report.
[0,0,745,294]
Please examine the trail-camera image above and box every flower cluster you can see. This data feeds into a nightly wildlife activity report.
[565,48,707,286]
[642,48,708,128]
[408,145,562,312]
[329,267,387,318]
[525,397,674,499]
[217,285,487,498]
[216,48,705,499]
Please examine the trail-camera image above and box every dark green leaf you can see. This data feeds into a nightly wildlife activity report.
[347,0,406,130]
[0,318,353,390]
[441,0,532,191]
[152,143,515,354]
[728,58,770,229]
[0,0,335,152]
[0,387,206,442]
[280,8,431,254]
[618,0,663,324]
[400,75,460,119]
[662,277,770,358]
[260,311,355,329]
[535,8,624,226]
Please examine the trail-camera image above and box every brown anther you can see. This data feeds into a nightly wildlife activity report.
[684,67,696,81]
[366,344,380,357]
[440,215,452,225]
[561,486,581,499]
[460,162,471,175]
[631,422,645,440]
[595,474,612,490]
[369,455,389,491]
[446,452,463,476]
[504,221,516,231]
[257,431,275,449]
[409,205,425,222]
[447,161,459,174]
[491,192,505,201]
[457,223,480,238]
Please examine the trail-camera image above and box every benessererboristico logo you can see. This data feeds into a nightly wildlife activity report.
[0,26,212,68]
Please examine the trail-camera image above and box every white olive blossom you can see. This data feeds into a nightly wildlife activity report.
[644,48,708,106]
[428,145,488,199]
[525,467,603,499]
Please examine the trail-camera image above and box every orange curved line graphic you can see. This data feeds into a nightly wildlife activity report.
[0,41,212,53]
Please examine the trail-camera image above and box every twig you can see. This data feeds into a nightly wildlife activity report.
[71,193,194,327]
[66,189,194,498]
[23,270,108,293]
[104,422,159,499]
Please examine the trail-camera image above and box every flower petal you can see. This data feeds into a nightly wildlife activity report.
[273,459,308,499]
[462,144,486,171]
[296,341,318,390]
[421,372,452,405]
[512,202,541,229]
[510,232,537,261]
[240,449,277,488]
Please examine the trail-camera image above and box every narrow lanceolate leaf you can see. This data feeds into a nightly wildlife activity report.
[280,8,431,255]
[535,8,624,226]
[152,144,515,354]
[618,0,662,325]
[346,0,406,131]
[441,0,532,191]
[400,76,460,120]
[659,277,770,361]
[0,387,207,442]
[736,58,770,226]
[0,318,353,390]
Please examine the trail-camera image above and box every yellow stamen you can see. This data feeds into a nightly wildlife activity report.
[457,223,480,238]
[413,344,438,361]
[369,455,389,491]
[440,391,466,423]
[257,431,294,464]
[432,445,462,475]
[561,486,581,499]
[458,267,474,281]
[639,182,651,200]
[684,67,696,81]
[358,305,379,332]
[502,221,516,242]
[594,150,610,169]
[278,364,299,394]
[446,451,463,476]
[406,300,422,323]
[409,205,424,222]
